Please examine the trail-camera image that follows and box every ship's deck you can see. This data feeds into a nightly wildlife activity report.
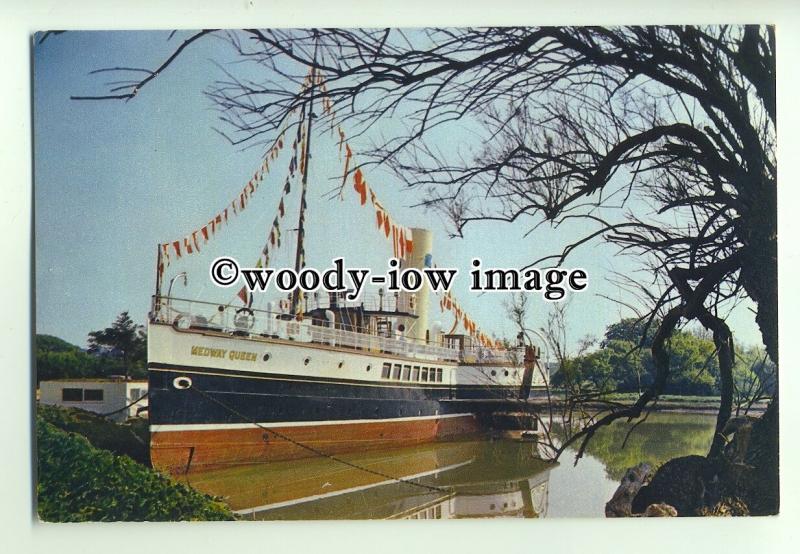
[150,295,521,365]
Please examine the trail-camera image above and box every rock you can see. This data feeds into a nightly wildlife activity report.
[605,463,654,517]
[632,455,707,516]
[644,503,678,517]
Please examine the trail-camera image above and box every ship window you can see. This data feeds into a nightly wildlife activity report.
[366,364,371,372]
[412,366,420,381]
[83,389,104,402]
[436,368,443,382]
[62,388,82,402]
[304,357,311,366]
[381,363,391,379]
[421,367,429,382]
[402,365,411,380]
[263,353,271,362]
[491,370,497,376]
[392,364,402,380]
[338,361,344,369]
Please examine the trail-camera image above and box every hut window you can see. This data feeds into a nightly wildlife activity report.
[83,389,104,402]
[62,388,82,402]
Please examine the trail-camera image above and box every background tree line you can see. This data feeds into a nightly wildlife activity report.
[550,317,775,406]
[36,312,147,383]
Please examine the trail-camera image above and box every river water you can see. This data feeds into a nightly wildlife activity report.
[181,413,716,519]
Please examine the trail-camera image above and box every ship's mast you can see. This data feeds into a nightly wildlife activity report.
[290,34,319,316]
[155,244,162,299]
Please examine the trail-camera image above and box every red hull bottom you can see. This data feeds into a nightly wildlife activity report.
[151,414,481,475]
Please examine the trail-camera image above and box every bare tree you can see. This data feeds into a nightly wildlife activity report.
[67,26,776,463]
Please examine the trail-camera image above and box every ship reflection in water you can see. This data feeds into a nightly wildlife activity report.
[181,438,554,520]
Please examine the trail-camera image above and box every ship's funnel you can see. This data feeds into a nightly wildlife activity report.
[400,228,433,343]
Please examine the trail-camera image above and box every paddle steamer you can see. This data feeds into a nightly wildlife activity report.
[147,68,543,475]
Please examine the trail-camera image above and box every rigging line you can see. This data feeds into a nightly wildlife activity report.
[219,113,308,312]
[160,118,294,250]
[290,36,319,316]
[186,385,451,494]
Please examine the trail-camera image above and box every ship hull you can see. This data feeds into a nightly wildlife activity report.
[151,413,481,474]
[148,322,523,474]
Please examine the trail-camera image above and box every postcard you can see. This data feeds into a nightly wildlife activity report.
[32,25,778,522]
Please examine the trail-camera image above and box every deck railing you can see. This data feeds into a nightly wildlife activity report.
[150,295,521,364]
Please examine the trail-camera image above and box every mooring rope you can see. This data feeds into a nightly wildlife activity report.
[97,391,150,418]
[187,385,451,494]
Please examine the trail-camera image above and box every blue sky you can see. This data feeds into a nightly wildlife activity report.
[33,30,763,355]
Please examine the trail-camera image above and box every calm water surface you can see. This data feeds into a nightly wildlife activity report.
[181,413,715,519]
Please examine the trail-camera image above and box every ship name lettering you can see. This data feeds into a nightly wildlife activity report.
[190,346,228,358]
[229,350,257,362]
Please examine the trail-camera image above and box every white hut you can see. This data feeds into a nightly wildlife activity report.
[39,378,148,423]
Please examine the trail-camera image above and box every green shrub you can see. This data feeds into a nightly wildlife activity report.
[37,404,150,465]
[36,418,235,521]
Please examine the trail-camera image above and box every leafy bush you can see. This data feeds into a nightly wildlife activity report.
[37,404,150,465]
[36,418,235,521]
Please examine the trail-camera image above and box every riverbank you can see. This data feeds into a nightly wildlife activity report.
[528,391,768,415]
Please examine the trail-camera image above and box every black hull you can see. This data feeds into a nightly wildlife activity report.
[148,362,521,426]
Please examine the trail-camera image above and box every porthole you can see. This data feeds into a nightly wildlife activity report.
[491,370,497,376]
[504,370,509,377]
[263,353,271,362]
[304,357,311,366]
[338,361,344,369]
[173,376,192,390]
[366,364,371,372]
